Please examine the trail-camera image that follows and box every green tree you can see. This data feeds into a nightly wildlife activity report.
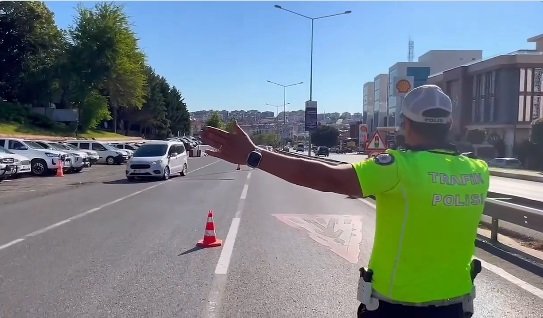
[310,125,339,147]
[206,112,223,129]
[70,2,147,133]
[251,133,280,147]
[225,120,237,133]
[139,67,170,139]
[165,85,190,136]
[79,90,111,131]
[0,1,64,104]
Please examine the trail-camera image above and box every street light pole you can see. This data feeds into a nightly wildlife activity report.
[274,5,351,156]
[267,80,303,144]
[310,19,314,101]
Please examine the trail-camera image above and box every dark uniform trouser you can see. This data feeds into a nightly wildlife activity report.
[358,301,466,318]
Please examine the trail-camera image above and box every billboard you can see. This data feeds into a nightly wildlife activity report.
[305,100,318,131]
[358,124,368,148]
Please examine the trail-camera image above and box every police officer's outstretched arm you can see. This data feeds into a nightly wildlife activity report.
[202,123,363,197]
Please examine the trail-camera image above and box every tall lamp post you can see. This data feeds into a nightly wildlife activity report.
[267,80,303,143]
[266,102,290,138]
[274,5,351,156]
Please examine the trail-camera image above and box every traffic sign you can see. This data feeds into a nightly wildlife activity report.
[365,130,386,151]
[305,100,317,131]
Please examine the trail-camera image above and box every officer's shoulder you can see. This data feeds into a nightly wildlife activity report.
[372,151,396,166]
[461,152,478,159]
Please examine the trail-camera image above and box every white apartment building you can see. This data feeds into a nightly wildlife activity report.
[387,50,483,127]
[363,82,375,130]
[373,74,389,129]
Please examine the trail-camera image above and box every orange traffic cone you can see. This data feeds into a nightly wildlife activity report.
[56,160,64,177]
[197,210,222,248]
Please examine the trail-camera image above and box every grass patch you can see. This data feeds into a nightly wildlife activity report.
[0,122,135,140]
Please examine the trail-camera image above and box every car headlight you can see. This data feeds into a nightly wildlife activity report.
[45,152,60,158]
[151,160,162,165]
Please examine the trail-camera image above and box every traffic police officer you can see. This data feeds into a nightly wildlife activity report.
[201,84,490,318]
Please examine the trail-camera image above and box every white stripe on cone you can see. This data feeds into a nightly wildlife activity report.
[205,229,216,237]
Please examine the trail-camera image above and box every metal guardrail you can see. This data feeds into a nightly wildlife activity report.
[484,198,543,241]
[278,150,543,240]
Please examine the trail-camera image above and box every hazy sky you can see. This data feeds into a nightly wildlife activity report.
[46,1,543,114]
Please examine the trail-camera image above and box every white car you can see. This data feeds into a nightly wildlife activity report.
[66,140,128,165]
[126,140,188,181]
[0,146,31,177]
[34,141,89,172]
[0,155,17,181]
[59,143,100,165]
[0,138,68,176]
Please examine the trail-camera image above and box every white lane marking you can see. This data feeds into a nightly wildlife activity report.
[0,238,24,251]
[357,197,543,299]
[188,160,220,174]
[0,160,220,252]
[477,258,543,299]
[25,219,71,237]
[214,218,241,275]
[240,184,249,200]
[205,170,251,317]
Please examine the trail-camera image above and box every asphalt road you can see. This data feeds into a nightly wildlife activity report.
[325,153,543,202]
[0,157,542,317]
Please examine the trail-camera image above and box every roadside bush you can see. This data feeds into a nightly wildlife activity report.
[27,112,55,129]
[0,102,30,124]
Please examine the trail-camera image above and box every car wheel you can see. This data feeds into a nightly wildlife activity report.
[73,168,83,173]
[106,156,115,165]
[162,166,170,180]
[180,163,188,176]
[31,159,48,176]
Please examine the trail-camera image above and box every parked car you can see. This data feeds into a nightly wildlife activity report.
[316,146,330,157]
[487,157,523,169]
[296,143,305,152]
[34,141,90,173]
[0,155,17,181]
[0,146,31,177]
[126,140,188,181]
[59,142,100,165]
[66,140,128,165]
[0,138,68,176]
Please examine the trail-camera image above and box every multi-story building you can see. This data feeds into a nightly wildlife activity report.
[373,74,389,129]
[428,35,543,156]
[387,50,483,127]
[363,82,375,129]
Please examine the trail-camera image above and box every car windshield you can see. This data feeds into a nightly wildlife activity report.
[24,141,46,149]
[49,143,67,151]
[133,144,168,157]
[104,144,119,151]
[0,146,14,154]
[63,144,78,150]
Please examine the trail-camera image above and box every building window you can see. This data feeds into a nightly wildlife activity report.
[525,96,532,122]
[520,68,526,93]
[490,71,496,121]
[518,96,525,122]
[527,68,533,93]
[534,68,543,93]
[533,96,541,120]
